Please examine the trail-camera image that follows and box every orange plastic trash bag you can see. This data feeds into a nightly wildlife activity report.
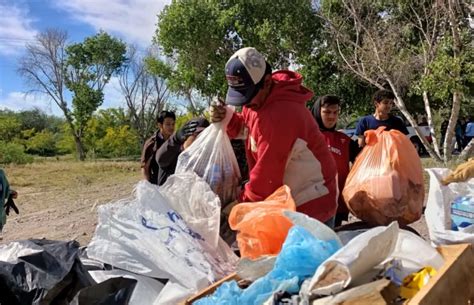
[343,127,424,226]
[228,185,296,259]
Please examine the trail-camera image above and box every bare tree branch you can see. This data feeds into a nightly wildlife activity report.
[119,46,170,146]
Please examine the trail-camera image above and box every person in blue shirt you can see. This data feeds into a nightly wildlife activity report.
[355,90,409,147]
[465,116,474,147]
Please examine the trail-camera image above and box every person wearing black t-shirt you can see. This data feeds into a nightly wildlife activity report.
[355,90,409,148]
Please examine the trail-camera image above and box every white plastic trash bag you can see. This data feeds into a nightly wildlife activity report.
[305,222,444,296]
[175,106,241,206]
[284,211,342,246]
[387,229,444,279]
[160,172,221,249]
[425,168,474,245]
[87,181,237,296]
[306,222,399,296]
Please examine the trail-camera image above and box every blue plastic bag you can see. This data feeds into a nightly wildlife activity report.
[195,226,340,305]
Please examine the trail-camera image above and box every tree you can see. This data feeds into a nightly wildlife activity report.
[18,29,127,160]
[96,125,141,158]
[65,31,127,160]
[146,56,209,115]
[300,47,375,117]
[16,108,49,132]
[0,113,21,142]
[119,46,170,146]
[318,0,473,162]
[18,29,70,142]
[154,0,321,98]
[83,108,130,156]
[26,130,57,156]
[153,0,390,119]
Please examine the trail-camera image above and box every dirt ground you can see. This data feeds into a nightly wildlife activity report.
[0,158,432,246]
[0,159,141,246]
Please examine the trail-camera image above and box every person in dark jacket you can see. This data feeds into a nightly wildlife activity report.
[156,118,210,186]
[312,95,360,227]
[140,111,176,184]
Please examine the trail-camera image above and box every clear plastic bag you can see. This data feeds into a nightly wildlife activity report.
[160,172,221,249]
[86,181,238,297]
[343,127,424,225]
[195,226,340,305]
[175,107,241,206]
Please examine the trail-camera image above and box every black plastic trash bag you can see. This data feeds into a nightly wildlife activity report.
[0,239,93,305]
[69,277,137,305]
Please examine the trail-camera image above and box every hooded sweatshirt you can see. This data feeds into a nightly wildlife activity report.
[311,99,360,215]
[227,70,338,222]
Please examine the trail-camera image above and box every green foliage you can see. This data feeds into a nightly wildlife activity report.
[175,112,195,130]
[0,141,33,164]
[16,108,63,133]
[84,108,131,152]
[66,31,127,87]
[155,0,320,98]
[0,115,21,142]
[65,31,127,160]
[419,34,474,101]
[16,108,48,131]
[26,130,57,156]
[70,81,104,133]
[96,125,141,158]
[300,48,374,116]
[55,123,76,155]
[0,106,144,160]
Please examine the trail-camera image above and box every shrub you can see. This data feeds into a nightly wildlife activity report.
[0,141,33,164]
[26,130,57,156]
[97,125,141,158]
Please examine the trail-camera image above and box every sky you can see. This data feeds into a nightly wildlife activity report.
[0,0,170,116]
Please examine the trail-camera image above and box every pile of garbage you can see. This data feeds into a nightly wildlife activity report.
[0,119,473,304]
[1,168,470,304]
[195,212,445,304]
[0,172,240,305]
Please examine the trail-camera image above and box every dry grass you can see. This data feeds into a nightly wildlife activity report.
[0,156,464,245]
[1,159,141,245]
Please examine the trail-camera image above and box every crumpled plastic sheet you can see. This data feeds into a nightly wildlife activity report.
[195,226,340,305]
[86,180,238,304]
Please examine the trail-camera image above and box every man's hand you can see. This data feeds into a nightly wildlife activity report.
[209,99,227,123]
[176,120,200,143]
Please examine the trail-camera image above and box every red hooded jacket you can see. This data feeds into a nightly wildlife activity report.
[321,131,351,214]
[226,70,338,222]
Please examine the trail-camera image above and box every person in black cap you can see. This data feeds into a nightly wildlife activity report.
[210,47,338,227]
[155,118,210,186]
[311,95,360,226]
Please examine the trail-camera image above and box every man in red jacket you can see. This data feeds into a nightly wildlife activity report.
[211,47,338,227]
[312,95,360,226]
